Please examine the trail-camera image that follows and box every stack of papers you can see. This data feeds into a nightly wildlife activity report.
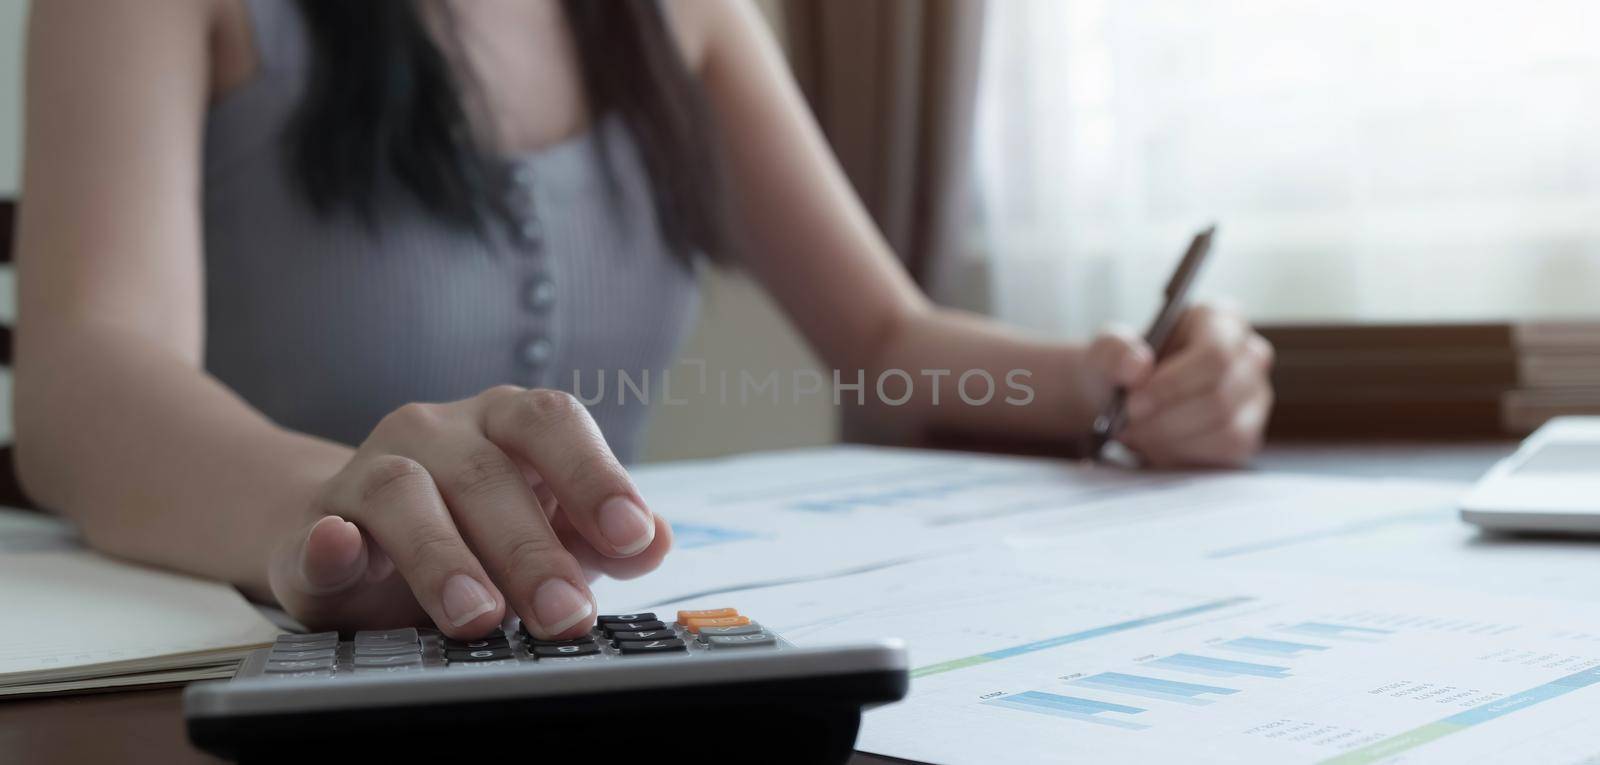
[0,508,281,697]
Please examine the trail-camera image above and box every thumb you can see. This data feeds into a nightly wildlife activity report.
[1086,327,1155,389]
[268,515,427,632]
[282,515,370,597]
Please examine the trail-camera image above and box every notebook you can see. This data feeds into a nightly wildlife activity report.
[0,507,281,697]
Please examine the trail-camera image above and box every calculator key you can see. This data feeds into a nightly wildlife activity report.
[608,629,676,643]
[705,633,778,649]
[617,638,687,655]
[598,613,658,624]
[275,631,339,645]
[353,653,423,668]
[353,642,423,656]
[541,654,603,664]
[517,620,560,639]
[676,608,739,623]
[445,647,514,662]
[354,628,419,645]
[265,658,336,672]
[683,616,750,633]
[268,647,336,662]
[600,620,667,634]
[271,638,338,653]
[527,637,597,648]
[533,642,602,658]
[695,623,765,641]
[443,636,509,651]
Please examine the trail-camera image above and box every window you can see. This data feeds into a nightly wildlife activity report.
[975,0,1600,337]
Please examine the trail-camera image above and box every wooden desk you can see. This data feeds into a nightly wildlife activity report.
[0,688,219,764]
[0,442,1518,765]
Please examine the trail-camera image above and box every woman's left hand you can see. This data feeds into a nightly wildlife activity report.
[1116,305,1275,467]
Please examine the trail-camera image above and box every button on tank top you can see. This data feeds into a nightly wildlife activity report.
[202,0,701,463]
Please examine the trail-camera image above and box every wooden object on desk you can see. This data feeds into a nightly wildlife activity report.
[1262,321,1600,438]
[0,688,222,764]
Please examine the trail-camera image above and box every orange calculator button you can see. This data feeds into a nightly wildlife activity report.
[677,608,739,623]
[684,616,751,633]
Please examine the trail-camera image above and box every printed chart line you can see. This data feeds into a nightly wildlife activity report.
[1320,666,1600,765]
[1204,510,1448,560]
[912,597,1255,678]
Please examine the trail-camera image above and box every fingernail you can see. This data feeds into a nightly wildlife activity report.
[597,496,654,556]
[441,574,497,627]
[300,517,365,590]
[534,578,594,634]
[1127,394,1153,419]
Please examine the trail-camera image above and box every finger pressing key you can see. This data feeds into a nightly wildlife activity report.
[400,426,596,640]
[336,455,505,637]
[481,388,662,560]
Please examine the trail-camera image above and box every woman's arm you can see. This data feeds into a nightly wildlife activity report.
[17,0,669,640]
[690,0,1272,464]
[16,0,342,594]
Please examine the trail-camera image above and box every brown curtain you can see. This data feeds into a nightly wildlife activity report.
[784,0,986,287]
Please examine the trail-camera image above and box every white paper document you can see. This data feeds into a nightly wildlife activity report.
[600,446,1463,607]
[658,550,1600,764]
[603,446,1600,763]
[0,508,282,696]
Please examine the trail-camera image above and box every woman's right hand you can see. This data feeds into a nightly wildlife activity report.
[266,386,671,640]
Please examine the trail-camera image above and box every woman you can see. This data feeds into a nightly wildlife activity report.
[14,0,1273,641]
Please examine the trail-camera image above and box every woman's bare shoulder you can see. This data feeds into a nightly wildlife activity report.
[664,0,784,78]
[661,0,765,74]
[28,0,241,96]
[29,0,218,51]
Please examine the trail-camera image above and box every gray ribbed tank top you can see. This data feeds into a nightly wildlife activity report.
[202,0,700,463]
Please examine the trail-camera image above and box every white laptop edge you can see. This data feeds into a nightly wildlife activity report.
[1460,416,1600,532]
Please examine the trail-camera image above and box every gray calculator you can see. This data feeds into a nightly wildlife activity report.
[185,607,908,763]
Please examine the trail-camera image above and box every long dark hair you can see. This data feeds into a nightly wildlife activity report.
[289,0,731,264]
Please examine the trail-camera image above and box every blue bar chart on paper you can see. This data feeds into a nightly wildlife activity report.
[874,589,1600,765]
[1280,622,1393,642]
[787,474,1003,514]
[983,691,1151,730]
[1150,654,1294,679]
[1070,673,1241,706]
[1219,637,1330,658]
[673,543,1600,764]
[666,522,760,550]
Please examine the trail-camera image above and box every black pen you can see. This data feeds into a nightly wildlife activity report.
[1088,225,1217,459]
